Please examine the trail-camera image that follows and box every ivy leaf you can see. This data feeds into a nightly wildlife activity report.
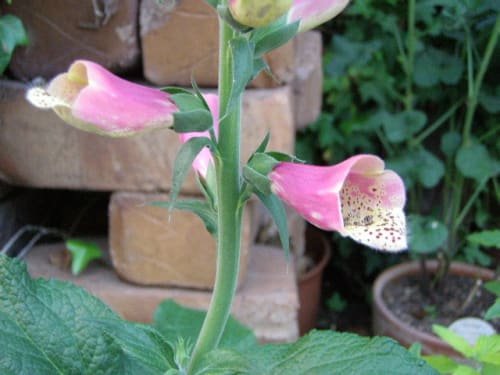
[65,239,103,275]
[440,131,462,157]
[467,230,500,249]
[382,110,427,143]
[246,330,437,374]
[408,214,448,254]
[414,47,464,87]
[415,148,445,188]
[0,255,175,374]
[456,142,498,182]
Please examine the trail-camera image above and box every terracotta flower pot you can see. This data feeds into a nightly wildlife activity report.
[298,232,331,335]
[372,260,494,356]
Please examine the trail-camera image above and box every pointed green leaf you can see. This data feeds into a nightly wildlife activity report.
[0,255,175,374]
[484,281,500,297]
[409,215,448,254]
[485,300,500,320]
[65,239,103,275]
[254,191,290,259]
[170,137,213,210]
[251,16,299,58]
[432,325,474,357]
[474,334,500,364]
[467,230,500,249]
[151,199,217,236]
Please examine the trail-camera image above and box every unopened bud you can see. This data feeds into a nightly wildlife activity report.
[229,0,293,28]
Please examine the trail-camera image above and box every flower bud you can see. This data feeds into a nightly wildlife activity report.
[229,0,293,28]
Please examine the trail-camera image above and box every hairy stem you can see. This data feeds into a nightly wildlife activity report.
[188,3,243,372]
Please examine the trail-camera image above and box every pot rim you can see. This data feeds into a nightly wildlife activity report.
[298,237,331,283]
[373,260,495,347]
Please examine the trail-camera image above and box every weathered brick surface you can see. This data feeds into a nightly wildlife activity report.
[2,0,140,80]
[0,80,294,192]
[109,191,254,289]
[26,241,299,343]
[293,31,323,129]
[140,0,295,88]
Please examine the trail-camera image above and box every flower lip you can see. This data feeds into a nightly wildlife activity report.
[270,154,407,252]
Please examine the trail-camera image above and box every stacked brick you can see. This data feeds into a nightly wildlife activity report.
[0,0,323,342]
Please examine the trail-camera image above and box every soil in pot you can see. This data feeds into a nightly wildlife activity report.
[373,261,499,355]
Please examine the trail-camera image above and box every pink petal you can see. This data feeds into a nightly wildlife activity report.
[179,94,219,178]
[270,154,407,251]
[288,0,350,31]
[47,60,177,136]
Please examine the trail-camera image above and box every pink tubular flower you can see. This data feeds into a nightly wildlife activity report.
[270,155,407,251]
[288,0,350,32]
[26,60,177,137]
[178,94,219,178]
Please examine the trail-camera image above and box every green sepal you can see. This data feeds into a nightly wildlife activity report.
[170,137,214,211]
[160,87,194,95]
[171,92,213,133]
[243,152,280,195]
[254,190,290,260]
[151,199,217,236]
[250,16,299,58]
[243,165,272,195]
[65,239,103,275]
[173,110,213,133]
[254,132,271,154]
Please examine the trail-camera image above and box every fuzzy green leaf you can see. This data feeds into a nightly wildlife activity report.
[0,255,175,374]
[246,330,437,374]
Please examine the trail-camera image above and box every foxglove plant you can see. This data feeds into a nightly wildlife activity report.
[10,1,438,374]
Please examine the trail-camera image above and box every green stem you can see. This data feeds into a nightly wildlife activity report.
[404,0,416,111]
[188,5,243,373]
[448,15,500,256]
